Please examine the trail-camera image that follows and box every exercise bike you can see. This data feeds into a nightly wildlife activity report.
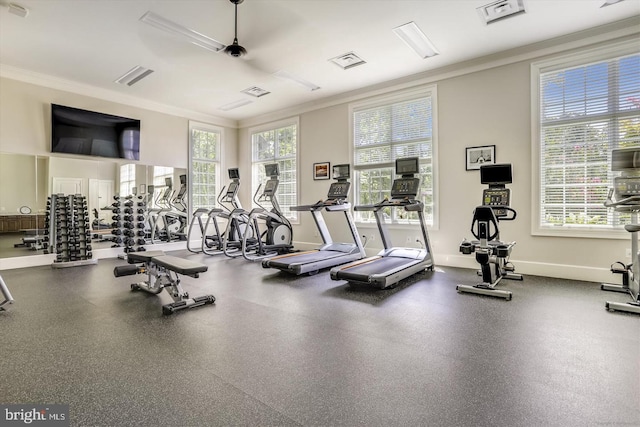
[601,147,640,315]
[240,163,293,260]
[457,163,523,300]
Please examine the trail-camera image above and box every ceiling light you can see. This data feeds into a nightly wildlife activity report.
[601,0,625,6]
[219,99,253,111]
[7,3,29,17]
[393,22,439,59]
[139,11,225,52]
[273,70,321,91]
[329,52,367,70]
[477,0,526,24]
[115,66,154,86]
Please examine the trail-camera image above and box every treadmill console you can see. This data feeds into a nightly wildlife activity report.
[390,178,420,199]
[327,182,351,201]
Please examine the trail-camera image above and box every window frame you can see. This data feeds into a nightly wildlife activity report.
[349,86,439,230]
[531,39,640,239]
[188,121,223,216]
[248,117,300,224]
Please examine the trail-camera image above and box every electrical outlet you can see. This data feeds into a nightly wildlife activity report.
[626,248,632,258]
[369,234,375,242]
[405,236,412,244]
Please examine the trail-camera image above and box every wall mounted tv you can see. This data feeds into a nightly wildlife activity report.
[51,104,140,160]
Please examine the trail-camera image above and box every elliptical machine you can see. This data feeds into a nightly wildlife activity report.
[457,164,523,300]
[602,147,640,315]
[241,163,293,260]
[198,168,252,256]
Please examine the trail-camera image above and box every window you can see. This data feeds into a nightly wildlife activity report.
[119,164,135,197]
[351,88,437,226]
[534,42,640,236]
[190,123,221,212]
[250,119,298,221]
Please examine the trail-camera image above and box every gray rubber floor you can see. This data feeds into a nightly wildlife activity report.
[1,250,638,426]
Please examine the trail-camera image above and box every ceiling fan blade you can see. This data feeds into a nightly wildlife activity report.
[139,11,225,53]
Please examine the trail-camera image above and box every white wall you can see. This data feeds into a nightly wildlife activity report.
[239,46,633,283]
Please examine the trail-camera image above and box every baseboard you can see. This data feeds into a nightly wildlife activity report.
[438,253,610,284]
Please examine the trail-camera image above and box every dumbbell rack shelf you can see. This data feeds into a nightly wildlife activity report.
[45,194,98,268]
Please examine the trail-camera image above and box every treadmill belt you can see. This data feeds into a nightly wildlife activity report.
[269,250,348,266]
[338,257,419,278]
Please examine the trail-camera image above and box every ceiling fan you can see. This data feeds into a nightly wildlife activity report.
[224,0,247,57]
[140,0,249,58]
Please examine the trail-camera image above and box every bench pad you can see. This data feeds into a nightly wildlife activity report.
[152,255,208,276]
[128,251,166,264]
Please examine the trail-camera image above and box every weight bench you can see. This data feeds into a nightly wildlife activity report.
[113,251,215,315]
[0,274,14,311]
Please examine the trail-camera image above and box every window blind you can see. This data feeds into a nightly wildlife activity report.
[191,127,220,211]
[353,95,434,225]
[539,53,640,229]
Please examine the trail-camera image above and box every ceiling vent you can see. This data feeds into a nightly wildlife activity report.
[114,66,154,86]
[477,0,526,24]
[241,86,270,98]
[329,52,366,70]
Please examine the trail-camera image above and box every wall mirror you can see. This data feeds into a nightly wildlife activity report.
[0,152,187,260]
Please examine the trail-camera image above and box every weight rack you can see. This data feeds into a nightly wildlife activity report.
[45,193,98,268]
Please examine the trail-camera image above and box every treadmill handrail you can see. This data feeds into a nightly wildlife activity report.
[354,197,421,211]
[290,199,350,211]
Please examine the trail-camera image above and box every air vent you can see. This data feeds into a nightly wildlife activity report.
[477,0,526,24]
[329,52,366,70]
[114,66,154,86]
[241,86,270,98]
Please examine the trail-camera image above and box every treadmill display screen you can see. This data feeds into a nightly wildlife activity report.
[391,178,419,198]
[327,182,350,199]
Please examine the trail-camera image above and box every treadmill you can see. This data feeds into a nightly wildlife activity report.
[262,164,365,275]
[330,157,434,289]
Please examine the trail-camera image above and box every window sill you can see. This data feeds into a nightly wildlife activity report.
[532,226,629,240]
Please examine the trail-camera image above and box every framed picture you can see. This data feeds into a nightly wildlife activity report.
[466,145,496,170]
[313,162,330,180]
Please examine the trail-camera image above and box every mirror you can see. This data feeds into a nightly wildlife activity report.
[0,152,187,259]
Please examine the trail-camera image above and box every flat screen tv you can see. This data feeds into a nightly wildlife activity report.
[51,104,140,160]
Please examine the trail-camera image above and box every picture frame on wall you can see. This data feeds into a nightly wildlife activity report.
[313,162,330,180]
[466,145,496,170]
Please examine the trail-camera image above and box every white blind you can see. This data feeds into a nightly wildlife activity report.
[539,53,640,229]
[353,95,434,224]
[251,123,297,221]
